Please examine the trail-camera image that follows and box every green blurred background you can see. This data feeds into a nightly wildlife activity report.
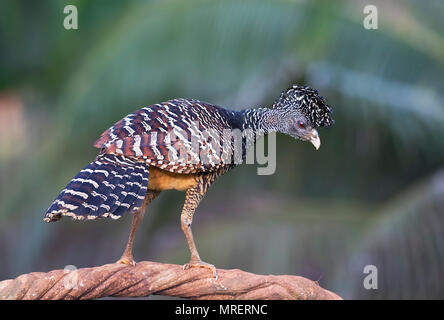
[1,0,443,299]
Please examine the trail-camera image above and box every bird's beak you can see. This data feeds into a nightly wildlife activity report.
[308,129,321,150]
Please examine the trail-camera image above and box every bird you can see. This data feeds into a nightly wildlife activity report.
[44,84,334,279]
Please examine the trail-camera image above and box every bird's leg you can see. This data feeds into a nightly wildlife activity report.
[180,183,218,279]
[116,208,144,266]
[117,190,160,266]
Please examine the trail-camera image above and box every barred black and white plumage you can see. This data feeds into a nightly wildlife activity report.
[44,154,149,222]
[44,84,334,277]
[93,98,243,174]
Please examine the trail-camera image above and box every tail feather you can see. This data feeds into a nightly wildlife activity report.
[71,160,116,219]
[44,154,150,222]
[85,161,118,217]
[112,164,147,217]
[132,166,149,211]
[112,170,136,217]
[97,155,148,217]
[101,166,131,218]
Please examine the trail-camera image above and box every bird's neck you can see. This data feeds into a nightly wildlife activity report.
[240,107,281,133]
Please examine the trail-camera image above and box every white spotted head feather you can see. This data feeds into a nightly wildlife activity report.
[273,85,334,128]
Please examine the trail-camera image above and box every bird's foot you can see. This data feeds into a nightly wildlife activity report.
[116,256,136,267]
[183,259,218,280]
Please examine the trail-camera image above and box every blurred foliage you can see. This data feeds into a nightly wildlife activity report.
[0,0,443,299]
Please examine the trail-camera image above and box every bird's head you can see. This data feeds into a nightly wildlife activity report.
[271,85,334,150]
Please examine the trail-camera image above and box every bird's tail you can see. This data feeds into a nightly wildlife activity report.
[44,154,149,222]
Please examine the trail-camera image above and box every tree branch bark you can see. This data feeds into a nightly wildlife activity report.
[0,261,341,300]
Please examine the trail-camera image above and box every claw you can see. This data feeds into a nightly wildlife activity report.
[183,259,218,280]
[116,257,136,267]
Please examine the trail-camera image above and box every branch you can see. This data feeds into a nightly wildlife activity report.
[0,261,342,300]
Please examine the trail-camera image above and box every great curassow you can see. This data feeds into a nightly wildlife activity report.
[44,85,334,278]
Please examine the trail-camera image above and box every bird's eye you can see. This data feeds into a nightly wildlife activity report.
[298,121,306,129]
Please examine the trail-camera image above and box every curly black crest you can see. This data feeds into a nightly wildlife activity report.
[273,85,334,128]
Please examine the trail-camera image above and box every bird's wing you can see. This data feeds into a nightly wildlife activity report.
[94,99,238,174]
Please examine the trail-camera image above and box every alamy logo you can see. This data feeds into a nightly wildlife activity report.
[363,265,378,289]
[146,123,277,175]
[363,5,378,30]
[63,5,78,30]
[63,265,79,290]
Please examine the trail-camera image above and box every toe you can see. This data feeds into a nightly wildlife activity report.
[116,257,136,266]
[183,260,218,279]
